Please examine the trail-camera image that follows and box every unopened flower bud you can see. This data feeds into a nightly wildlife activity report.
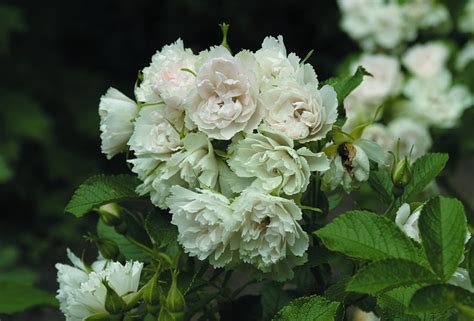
[97,203,122,227]
[391,156,411,195]
[158,308,175,321]
[144,272,161,311]
[166,271,185,313]
[102,279,126,316]
[97,238,120,260]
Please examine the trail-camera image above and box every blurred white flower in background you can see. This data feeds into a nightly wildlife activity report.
[456,40,474,70]
[459,0,474,34]
[402,75,472,129]
[344,54,401,128]
[387,118,432,160]
[402,42,449,79]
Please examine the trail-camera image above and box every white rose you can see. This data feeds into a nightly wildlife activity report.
[56,250,143,321]
[403,76,472,129]
[186,46,263,140]
[164,132,220,189]
[136,39,195,108]
[168,186,239,268]
[368,3,415,50]
[128,105,183,160]
[402,42,449,78]
[456,40,474,70]
[337,0,378,12]
[231,188,309,277]
[99,88,138,159]
[395,203,423,242]
[261,67,337,142]
[128,156,184,209]
[322,144,368,193]
[340,2,415,50]
[459,0,474,34]
[347,54,402,105]
[387,118,432,160]
[361,123,393,162]
[254,35,300,81]
[322,139,383,193]
[228,127,329,195]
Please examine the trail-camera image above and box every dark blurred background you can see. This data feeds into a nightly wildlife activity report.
[0,1,355,320]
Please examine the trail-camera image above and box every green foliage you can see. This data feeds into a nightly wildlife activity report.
[315,210,420,262]
[347,259,437,295]
[97,220,151,261]
[323,66,372,107]
[0,154,13,183]
[261,283,293,321]
[409,284,474,317]
[66,175,141,217]
[145,212,179,249]
[419,197,467,280]
[0,4,25,53]
[400,153,449,202]
[0,281,58,314]
[368,168,394,203]
[272,295,340,321]
[468,243,474,288]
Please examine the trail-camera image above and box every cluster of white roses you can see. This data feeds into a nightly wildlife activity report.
[338,0,451,51]
[337,0,474,163]
[99,36,383,278]
[56,249,143,321]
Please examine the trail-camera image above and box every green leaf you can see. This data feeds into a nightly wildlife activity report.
[468,243,474,288]
[97,220,151,261]
[401,153,449,202]
[261,283,293,321]
[378,285,421,316]
[409,284,474,317]
[315,211,419,262]
[0,268,37,285]
[0,5,25,51]
[0,154,13,183]
[272,295,340,321]
[145,211,180,259]
[324,277,351,302]
[65,174,140,217]
[368,169,394,203]
[378,285,455,321]
[0,281,58,314]
[347,259,438,295]
[145,212,178,248]
[324,66,372,106]
[418,197,467,281]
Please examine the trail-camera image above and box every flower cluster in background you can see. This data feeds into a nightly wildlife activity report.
[338,0,474,163]
[97,33,385,280]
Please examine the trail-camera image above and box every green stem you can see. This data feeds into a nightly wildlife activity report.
[299,204,323,213]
